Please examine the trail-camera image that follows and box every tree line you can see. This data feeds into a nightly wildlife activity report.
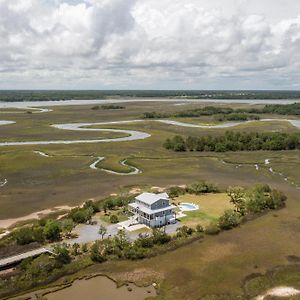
[142,103,300,121]
[164,131,300,152]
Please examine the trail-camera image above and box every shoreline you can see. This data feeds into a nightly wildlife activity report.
[0,205,76,230]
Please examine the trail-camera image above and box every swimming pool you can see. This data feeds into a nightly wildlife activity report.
[179,202,199,212]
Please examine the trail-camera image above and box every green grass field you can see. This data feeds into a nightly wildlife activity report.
[1,100,300,299]
[175,193,234,227]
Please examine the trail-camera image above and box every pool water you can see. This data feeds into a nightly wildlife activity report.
[179,202,199,211]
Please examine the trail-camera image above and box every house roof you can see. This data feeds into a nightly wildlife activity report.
[135,192,169,205]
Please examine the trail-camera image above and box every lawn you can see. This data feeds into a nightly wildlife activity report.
[174,193,234,227]
[97,209,130,225]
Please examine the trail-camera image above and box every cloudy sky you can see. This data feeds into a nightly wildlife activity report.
[1,0,300,90]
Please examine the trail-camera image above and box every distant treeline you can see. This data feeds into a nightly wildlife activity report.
[1,90,300,102]
[143,103,300,119]
[143,107,261,121]
[164,132,300,152]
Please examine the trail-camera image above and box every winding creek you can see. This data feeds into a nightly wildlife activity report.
[89,157,141,175]
[0,118,300,147]
[0,120,15,126]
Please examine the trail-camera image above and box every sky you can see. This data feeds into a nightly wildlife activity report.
[0,0,300,90]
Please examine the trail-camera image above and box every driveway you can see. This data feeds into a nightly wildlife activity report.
[68,218,183,245]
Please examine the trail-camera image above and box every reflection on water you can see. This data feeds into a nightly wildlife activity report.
[46,276,156,300]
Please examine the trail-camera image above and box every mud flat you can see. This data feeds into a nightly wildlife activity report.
[255,286,300,300]
[39,276,156,300]
[0,206,74,229]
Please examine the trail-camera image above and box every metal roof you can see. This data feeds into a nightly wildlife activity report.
[135,192,169,205]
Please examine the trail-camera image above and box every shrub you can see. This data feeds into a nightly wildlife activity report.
[219,210,241,230]
[176,226,194,238]
[14,227,34,245]
[187,181,218,194]
[168,186,186,198]
[90,241,106,263]
[53,244,71,266]
[110,215,119,224]
[135,234,154,248]
[43,220,61,241]
[69,208,92,223]
[195,224,204,233]
[205,221,221,235]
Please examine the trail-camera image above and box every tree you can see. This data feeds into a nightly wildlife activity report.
[43,220,61,241]
[219,209,241,230]
[227,186,247,215]
[98,224,107,240]
[173,135,186,152]
[186,136,196,151]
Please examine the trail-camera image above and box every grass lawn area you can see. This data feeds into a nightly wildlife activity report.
[175,193,234,227]
[98,209,129,224]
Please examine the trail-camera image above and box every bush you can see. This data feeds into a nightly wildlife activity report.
[219,210,241,230]
[14,227,34,245]
[110,214,119,224]
[90,241,106,263]
[83,200,100,213]
[205,221,221,235]
[43,220,61,241]
[53,244,71,266]
[195,224,204,233]
[187,181,218,194]
[176,226,194,238]
[135,234,154,248]
[69,208,92,223]
[168,186,186,198]
[152,229,171,244]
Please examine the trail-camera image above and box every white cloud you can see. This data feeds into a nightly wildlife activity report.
[0,0,300,89]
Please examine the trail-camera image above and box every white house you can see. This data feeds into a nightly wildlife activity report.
[128,192,176,228]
